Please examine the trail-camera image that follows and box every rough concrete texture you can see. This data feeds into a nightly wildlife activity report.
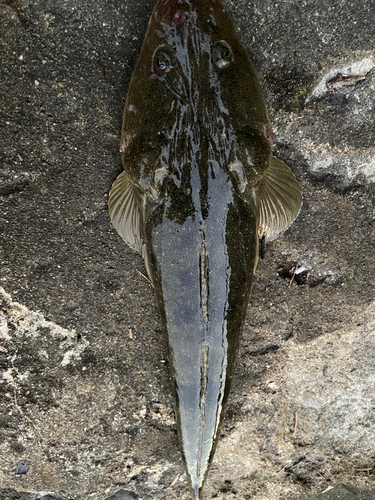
[1,0,374,499]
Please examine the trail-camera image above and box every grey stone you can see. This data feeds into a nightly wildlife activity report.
[104,489,137,500]
[14,461,29,475]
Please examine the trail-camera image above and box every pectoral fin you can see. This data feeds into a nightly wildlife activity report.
[108,170,144,254]
[255,156,302,241]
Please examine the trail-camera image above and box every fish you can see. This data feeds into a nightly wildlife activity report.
[108,0,302,498]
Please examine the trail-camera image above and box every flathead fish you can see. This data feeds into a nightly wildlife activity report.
[108,0,302,498]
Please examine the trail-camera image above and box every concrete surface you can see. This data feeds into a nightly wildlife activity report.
[1,0,374,499]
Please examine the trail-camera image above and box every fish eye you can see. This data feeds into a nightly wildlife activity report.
[212,40,234,69]
[153,46,173,76]
[157,58,167,70]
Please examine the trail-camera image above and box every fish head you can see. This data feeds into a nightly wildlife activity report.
[125,0,233,119]
[121,0,270,189]
[149,0,237,80]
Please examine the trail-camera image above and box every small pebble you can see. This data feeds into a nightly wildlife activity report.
[14,460,29,475]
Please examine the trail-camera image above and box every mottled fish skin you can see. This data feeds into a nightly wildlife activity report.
[108,1,302,498]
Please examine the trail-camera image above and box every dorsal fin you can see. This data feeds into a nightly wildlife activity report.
[255,156,302,241]
[108,171,144,254]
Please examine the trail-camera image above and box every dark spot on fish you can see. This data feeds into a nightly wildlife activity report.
[165,185,195,224]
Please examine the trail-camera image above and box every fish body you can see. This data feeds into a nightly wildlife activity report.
[109,1,302,498]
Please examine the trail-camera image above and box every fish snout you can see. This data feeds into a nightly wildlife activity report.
[153,0,223,26]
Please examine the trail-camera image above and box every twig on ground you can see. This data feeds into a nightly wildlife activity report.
[289,262,299,287]
[293,411,298,435]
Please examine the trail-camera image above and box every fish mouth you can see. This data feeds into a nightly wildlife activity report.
[152,0,222,26]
